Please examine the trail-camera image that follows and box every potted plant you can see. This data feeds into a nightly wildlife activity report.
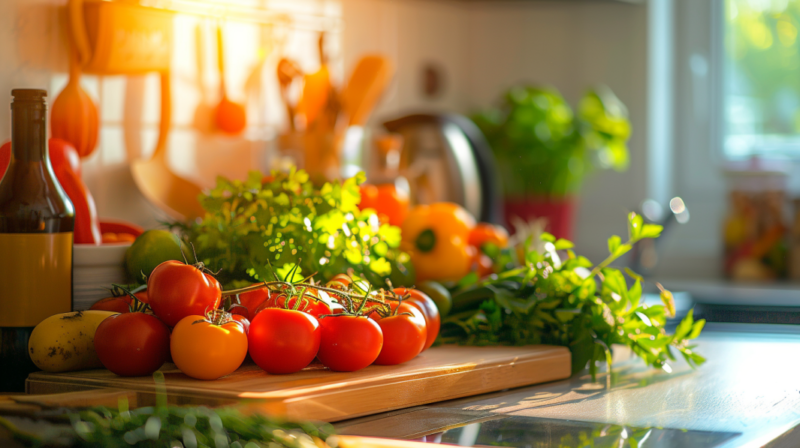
[471,85,631,239]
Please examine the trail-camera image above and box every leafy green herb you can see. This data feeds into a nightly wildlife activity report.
[175,168,404,288]
[471,85,631,197]
[441,212,706,378]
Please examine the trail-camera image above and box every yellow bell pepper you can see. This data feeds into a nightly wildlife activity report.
[401,202,476,282]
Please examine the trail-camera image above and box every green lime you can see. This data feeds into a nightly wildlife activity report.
[418,280,452,317]
[389,258,416,288]
[125,229,189,283]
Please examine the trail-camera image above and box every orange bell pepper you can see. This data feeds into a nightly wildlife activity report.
[359,183,410,226]
[401,202,476,282]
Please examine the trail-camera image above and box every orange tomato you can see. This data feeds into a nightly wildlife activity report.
[170,313,248,380]
[468,223,509,250]
[359,184,410,226]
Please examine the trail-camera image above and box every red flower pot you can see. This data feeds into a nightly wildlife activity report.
[503,196,576,241]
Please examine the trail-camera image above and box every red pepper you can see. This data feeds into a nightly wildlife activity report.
[1,138,102,245]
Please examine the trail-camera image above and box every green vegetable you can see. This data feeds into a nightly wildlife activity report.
[441,212,706,378]
[0,373,334,448]
[418,280,452,317]
[471,85,631,197]
[175,168,404,288]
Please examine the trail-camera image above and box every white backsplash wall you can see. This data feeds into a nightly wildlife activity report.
[0,0,656,269]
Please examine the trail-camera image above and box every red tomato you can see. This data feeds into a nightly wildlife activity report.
[232,285,271,320]
[94,312,170,376]
[89,290,149,313]
[254,288,332,318]
[393,288,441,351]
[90,296,131,314]
[374,303,427,365]
[317,316,383,372]
[147,261,222,327]
[231,314,250,335]
[469,246,494,278]
[248,308,321,374]
[170,313,248,380]
[326,273,353,291]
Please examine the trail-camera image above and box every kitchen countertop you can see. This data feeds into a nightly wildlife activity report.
[336,323,800,447]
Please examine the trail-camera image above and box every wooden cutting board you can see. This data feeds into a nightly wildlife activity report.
[26,345,570,422]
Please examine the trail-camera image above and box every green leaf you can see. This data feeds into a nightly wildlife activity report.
[628,212,644,240]
[613,243,632,258]
[627,280,642,312]
[457,272,480,289]
[554,238,574,250]
[673,309,694,340]
[607,235,621,255]
[688,319,706,340]
[639,223,663,239]
[540,232,556,243]
[276,263,304,283]
[623,267,643,283]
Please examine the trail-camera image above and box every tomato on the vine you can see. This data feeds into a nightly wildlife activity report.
[148,261,221,327]
[231,284,271,320]
[326,274,353,291]
[393,288,441,351]
[170,312,248,380]
[89,290,149,314]
[248,308,320,374]
[94,312,170,376]
[254,287,332,318]
[317,315,383,372]
[373,303,426,365]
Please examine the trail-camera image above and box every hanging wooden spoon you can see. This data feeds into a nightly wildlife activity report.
[51,43,99,158]
[213,24,247,135]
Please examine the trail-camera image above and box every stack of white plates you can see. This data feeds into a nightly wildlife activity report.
[73,243,131,310]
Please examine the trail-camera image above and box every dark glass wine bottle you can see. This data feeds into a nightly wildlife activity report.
[0,89,74,392]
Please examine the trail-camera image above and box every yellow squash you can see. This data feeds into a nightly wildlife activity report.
[28,310,118,373]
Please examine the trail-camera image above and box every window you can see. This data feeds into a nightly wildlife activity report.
[724,0,800,159]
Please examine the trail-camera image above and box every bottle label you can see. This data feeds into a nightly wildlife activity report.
[0,233,72,327]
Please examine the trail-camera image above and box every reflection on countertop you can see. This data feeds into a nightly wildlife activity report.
[652,278,800,307]
[436,416,739,448]
[336,324,800,448]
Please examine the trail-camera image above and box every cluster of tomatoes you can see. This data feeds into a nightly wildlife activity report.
[90,262,440,380]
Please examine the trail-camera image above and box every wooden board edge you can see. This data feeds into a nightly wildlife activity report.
[241,349,572,422]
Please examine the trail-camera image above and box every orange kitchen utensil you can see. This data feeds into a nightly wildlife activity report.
[130,73,205,221]
[297,33,333,130]
[342,55,395,126]
[51,45,98,158]
[213,25,247,135]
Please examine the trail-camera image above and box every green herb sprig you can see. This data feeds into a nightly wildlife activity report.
[0,373,334,448]
[441,212,706,378]
[175,168,405,289]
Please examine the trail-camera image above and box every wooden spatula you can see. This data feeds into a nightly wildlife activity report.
[341,55,394,126]
[130,72,205,221]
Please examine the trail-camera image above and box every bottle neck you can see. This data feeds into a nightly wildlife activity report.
[11,102,47,162]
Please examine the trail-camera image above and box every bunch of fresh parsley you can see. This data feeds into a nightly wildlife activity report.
[441,212,706,378]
